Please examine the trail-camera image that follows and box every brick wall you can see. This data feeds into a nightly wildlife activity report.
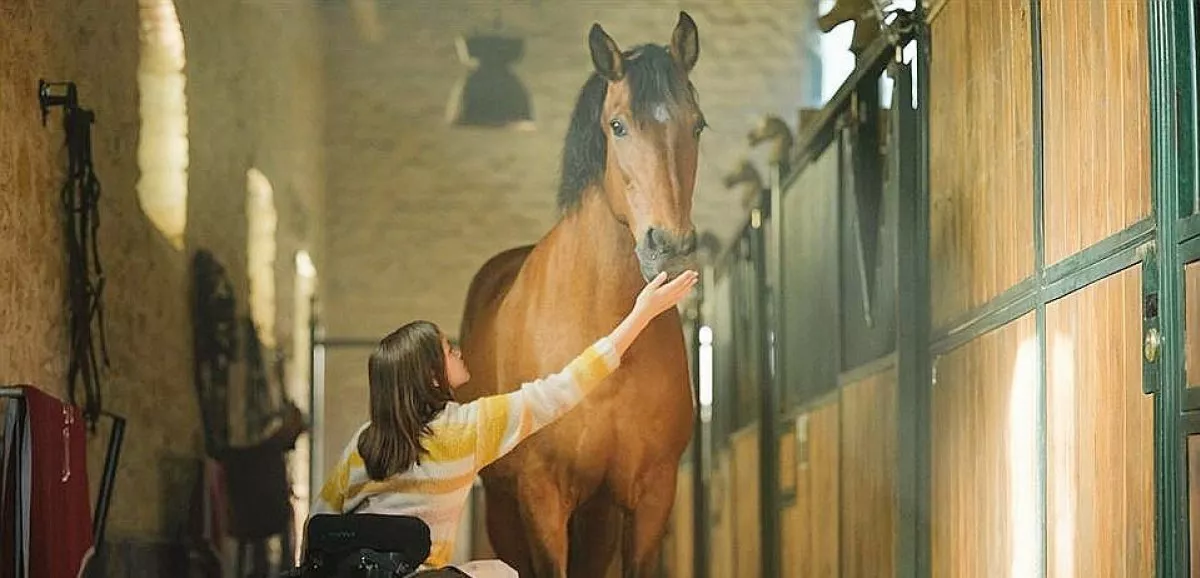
[319,0,820,481]
[0,0,325,573]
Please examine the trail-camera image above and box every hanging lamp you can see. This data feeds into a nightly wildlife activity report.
[445,6,535,130]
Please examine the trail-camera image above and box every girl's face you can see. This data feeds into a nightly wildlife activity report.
[442,335,470,389]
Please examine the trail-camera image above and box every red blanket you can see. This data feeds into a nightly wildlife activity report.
[1,386,93,578]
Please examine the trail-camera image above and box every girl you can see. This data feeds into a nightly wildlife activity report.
[311,270,699,576]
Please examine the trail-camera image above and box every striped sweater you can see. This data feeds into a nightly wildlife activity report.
[311,337,622,568]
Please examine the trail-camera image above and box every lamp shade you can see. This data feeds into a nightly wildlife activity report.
[446,34,535,130]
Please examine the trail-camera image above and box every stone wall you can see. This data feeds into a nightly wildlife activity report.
[319,0,820,485]
[0,0,325,573]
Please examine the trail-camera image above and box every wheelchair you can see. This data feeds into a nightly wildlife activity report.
[281,513,470,578]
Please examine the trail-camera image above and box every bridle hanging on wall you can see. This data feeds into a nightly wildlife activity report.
[192,249,239,453]
[39,80,111,429]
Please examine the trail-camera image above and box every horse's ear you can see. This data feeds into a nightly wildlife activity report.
[589,23,625,81]
[670,11,700,73]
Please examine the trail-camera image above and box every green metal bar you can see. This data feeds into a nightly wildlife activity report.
[1031,0,1046,278]
[931,219,1154,355]
[1043,219,1155,286]
[895,37,931,576]
[1148,0,1186,573]
[916,28,932,578]
[1176,0,1198,217]
[931,277,1036,341]
[1180,213,1200,244]
[1183,235,1200,260]
[1169,0,1198,567]
[1042,234,1154,304]
[781,388,841,423]
[1184,387,1200,411]
[838,351,898,387]
[689,310,709,578]
[754,175,781,578]
[930,282,1037,356]
[1029,0,1049,574]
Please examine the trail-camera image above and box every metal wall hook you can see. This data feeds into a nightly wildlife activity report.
[38,80,79,127]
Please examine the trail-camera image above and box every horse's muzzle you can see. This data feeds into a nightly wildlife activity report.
[636,228,698,282]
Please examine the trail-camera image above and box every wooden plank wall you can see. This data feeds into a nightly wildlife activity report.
[732,425,762,578]
[928,0,1034,330]
[1046,264,1154,577]
[1190,435,1200,575]
[709,449,735,578]
[663,463,694,578]
[780,400,841,577]
[1041,0,1151,264]
[1187,260,1200,386]
[792,401,840,578]
[931,314,1038,577]
[839,369,897,578]
[780,423,807,578]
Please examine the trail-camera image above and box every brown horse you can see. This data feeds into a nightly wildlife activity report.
[456,12,704,578]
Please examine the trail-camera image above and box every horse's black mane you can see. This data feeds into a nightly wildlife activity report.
[556,44,698,213]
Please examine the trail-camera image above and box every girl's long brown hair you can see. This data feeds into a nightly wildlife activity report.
[357,320,454,480]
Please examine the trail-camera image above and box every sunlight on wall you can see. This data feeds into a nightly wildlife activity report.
[247,168,278,348]
[699,325,714,423]
[1049,332,1075,578]
[289,250,317,561]
[1009,337,1041,578]
[136,0,189,250]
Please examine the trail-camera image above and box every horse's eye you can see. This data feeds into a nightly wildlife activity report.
[610,119,628,138]
[694,119,707,138]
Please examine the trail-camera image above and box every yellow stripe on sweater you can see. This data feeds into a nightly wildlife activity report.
[474,394,511,466]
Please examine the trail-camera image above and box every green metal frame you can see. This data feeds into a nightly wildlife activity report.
[679,0,1197,574]
[895,27,931,578]
[1152,0,1198,574]
[915,0,1198,576]
[757,169,782,578]
[1030,2,1050,575]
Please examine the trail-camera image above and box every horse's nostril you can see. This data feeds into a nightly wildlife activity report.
[680,230,697,253]
[644,228,697,256]
[645,228,668,253]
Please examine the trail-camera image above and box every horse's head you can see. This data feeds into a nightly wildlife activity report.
[558,12,705,282]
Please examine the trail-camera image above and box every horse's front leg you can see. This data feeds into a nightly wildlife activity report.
[620,465,678,578]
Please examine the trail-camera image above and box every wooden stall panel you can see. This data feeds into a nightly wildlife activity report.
[1047,265,1154,577]
[1187,260,1200,387]
[780,423,806,578]
[929,0,1035,330]
[1189,435,1200,575]
[840,369,898,578]
[809,401,842,578]
[732,425,762,578]
[1042,0,1151,264]
[932,314,1039,577]
[710,449,735,578]
[664,464,694,578]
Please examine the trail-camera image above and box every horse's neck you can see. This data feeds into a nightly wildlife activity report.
[541,191,642,304]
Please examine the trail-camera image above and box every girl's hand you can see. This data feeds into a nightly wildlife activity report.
[635,271,700,320]
[610,270,700,359]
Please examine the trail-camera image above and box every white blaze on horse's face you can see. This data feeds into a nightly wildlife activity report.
[589,12,705,282]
